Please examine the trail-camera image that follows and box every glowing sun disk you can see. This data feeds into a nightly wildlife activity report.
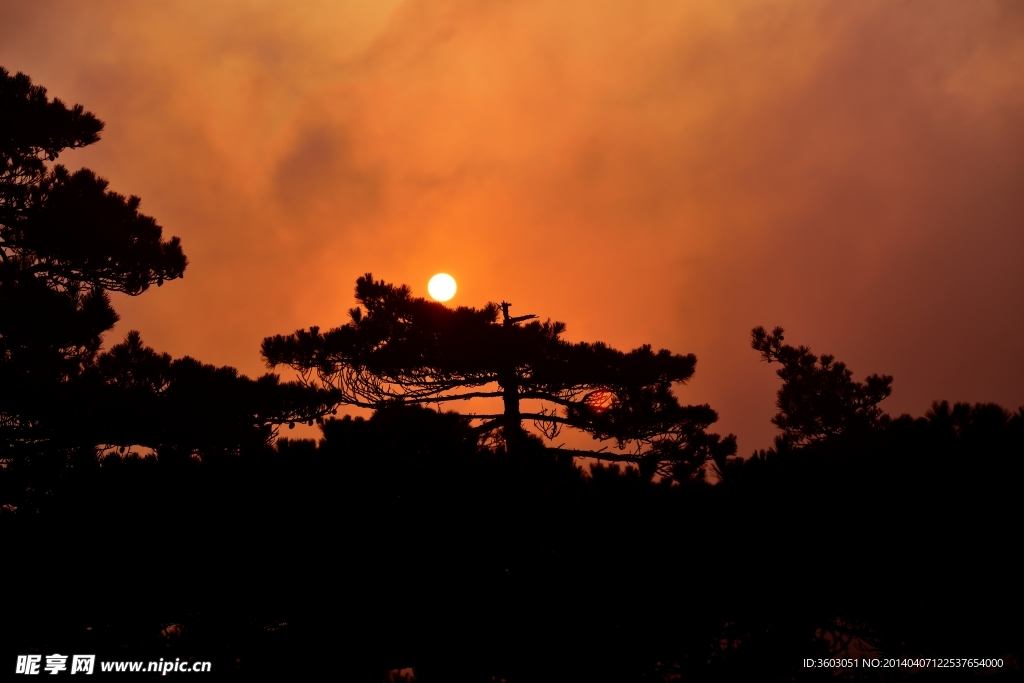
[428,273,457,301]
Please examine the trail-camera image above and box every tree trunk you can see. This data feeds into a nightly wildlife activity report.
[498,368,524,454]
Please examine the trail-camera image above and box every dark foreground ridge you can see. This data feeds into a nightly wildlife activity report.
[3,400,1022,680]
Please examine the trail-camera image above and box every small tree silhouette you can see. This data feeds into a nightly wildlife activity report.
[751,325,893,445]
[263,274,735,481]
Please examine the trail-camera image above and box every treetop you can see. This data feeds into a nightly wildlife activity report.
[1,67,103,188]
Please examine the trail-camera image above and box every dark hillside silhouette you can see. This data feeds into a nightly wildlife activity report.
[263,274,736,481]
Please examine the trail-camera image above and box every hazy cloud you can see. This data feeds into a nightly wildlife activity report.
[3,0,1022,449]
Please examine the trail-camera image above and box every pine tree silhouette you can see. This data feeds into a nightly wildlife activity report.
[0,67,187,458]
[0,67,186,377]
[751,325,893,446]
[263,274,736,481]
[0,67,332,462]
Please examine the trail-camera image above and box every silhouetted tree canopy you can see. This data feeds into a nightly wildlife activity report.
[74,331,339,456]
[0,68,330,463]
[1,67,186,383]
[751,325,893,446]
[1,66,102,187]
[263,274,736,481]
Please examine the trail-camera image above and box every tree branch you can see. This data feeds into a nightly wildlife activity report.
[547,447,639,464]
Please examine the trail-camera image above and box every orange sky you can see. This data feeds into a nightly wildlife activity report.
[3,0,1023,451]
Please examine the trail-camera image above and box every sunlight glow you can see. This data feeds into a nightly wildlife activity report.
[428,273,457,301]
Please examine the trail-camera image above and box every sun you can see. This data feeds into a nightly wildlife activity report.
[427,273,457,301]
